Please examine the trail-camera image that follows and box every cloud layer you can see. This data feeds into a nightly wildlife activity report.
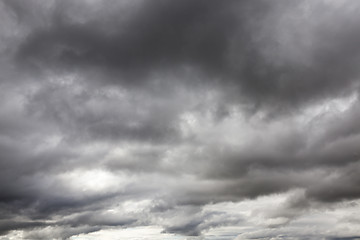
[1,0,360,239]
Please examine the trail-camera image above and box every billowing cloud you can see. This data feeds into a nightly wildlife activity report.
[1,0,360,239]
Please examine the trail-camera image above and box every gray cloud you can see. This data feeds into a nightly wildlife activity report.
[12,0,360,112]
[1,0,360,239]
[328,237,360,240]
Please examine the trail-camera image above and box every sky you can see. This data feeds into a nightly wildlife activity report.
[1,0,360,239]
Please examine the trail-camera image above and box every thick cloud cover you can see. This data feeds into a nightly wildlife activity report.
[1,0,360,239]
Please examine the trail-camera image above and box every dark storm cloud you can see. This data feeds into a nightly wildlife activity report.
[0,220,46,236]
[15,0,241,84]
[0,140,77,210]
[23,225,103,240]
[197,98,360,180]
[2,0,360,239]
[306,162,360,203]
[59,211,137,228]
[13,0,360,112]
[169,169,317,208]
[154,204,243,236]
[328,237,360,240]
[25,79,181,144]
[162,212,242,237]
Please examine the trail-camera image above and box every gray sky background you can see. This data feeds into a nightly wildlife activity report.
[1,0,360,239]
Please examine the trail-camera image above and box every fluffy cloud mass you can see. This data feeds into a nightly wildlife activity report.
[1,0,360,239]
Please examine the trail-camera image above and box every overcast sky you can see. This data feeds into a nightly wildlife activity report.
[1,0,360,239]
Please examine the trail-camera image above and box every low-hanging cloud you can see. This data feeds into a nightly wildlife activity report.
[1,0,360,239]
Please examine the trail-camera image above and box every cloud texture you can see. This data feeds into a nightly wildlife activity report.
[1,0,360,239]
